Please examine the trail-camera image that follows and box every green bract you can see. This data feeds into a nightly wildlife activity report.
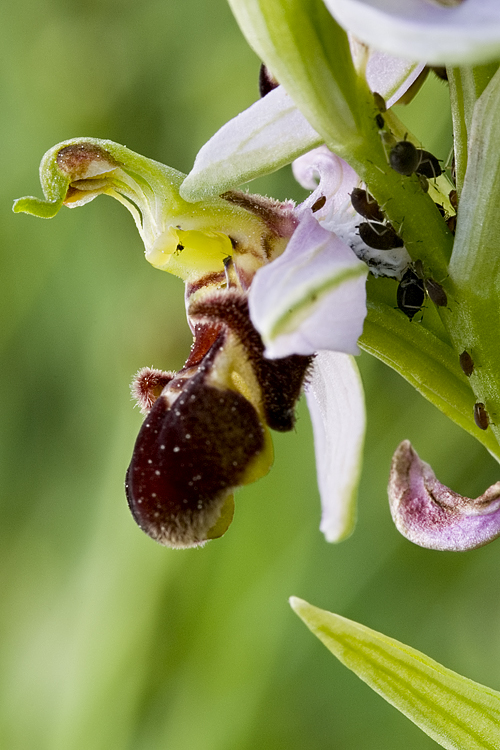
[291,597,500,750]
[228,0,363,154]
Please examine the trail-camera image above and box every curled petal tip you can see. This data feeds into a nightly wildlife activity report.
[389,441,500,551]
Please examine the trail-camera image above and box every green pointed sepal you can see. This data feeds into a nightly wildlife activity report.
[13,138,291,284]
[291,597,500,749]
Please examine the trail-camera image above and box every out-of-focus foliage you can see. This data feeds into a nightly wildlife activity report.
[3,1,500,748]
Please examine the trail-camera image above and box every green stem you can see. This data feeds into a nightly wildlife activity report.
[360,285,500,462]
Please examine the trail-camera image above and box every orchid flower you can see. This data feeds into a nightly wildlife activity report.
[180,0,500,556]
[14,0,500,561]
[13,138,369,547]
[11,42,426,549]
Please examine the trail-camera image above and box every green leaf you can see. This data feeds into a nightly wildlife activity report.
[290,597,500,749]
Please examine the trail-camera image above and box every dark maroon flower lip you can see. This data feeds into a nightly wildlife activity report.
[127,291,312,548]
[126,355,265,548]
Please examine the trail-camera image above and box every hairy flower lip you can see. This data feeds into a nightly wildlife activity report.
[389,440,500,551]
[188,290,313,432]
[16,136,370,547]
[126,332,268,548]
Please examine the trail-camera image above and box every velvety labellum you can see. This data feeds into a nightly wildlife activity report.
[189,291,313,432]
[126,363,265,548]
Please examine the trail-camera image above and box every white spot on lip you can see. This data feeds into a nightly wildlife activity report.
[160,444,166,450]
[148,459,153,464]
[185,433,191,439]
[155,470,161,476]
[173,446,180,453]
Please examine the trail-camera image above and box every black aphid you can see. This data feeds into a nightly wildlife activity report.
[413,260,448,308]
[373,92,387,112]
[459,351,474,377]
[359,221,404,250]
[390,141,442,180]
[259,64,279,97]
[390,140,419,176]
[474,402,489,431]
[397,268,425,320]
[424,278,448,307]
[351,188,385,222]
[415,150,443,179]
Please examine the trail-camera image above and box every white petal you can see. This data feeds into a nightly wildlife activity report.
[349,37,425,106]
[293,146,359,222]
[324,0,500,65]
[180,86,323,202]
[305,351,366,542]
[180,48,423,204]
[364,53,424,108]
[249,211,368,358]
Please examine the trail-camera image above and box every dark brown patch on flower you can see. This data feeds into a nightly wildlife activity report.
[185,271,226,297]
[126,362,265,548]
[221,190,298,239]
[259,64,279,97]
[189,291,313,431]
[184,322,223,369]
[57,143,118,179]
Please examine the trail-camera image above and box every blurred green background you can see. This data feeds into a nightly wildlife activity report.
[2,1,500,748]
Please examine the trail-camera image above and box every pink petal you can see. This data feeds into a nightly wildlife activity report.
[389,440,500,551]
[249,211,367,358]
